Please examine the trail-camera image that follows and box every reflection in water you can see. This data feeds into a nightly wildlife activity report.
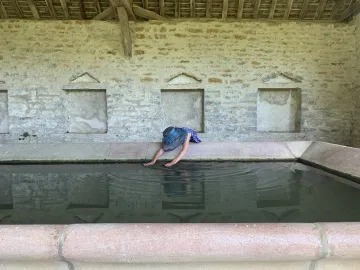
[0,162,360,224]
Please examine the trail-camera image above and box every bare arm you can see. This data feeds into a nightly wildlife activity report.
[164,133,191,167]
[143,148,164,166]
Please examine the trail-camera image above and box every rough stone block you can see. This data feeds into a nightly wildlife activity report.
[0,91,9,134]
[161,89,204,132]
[65,90,107,134]
[257,88,300,132]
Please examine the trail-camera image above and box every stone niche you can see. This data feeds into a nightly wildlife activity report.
[63,89,107,134]
[161,89,204,132]
[257,88,301,132]
[0,90,9,134]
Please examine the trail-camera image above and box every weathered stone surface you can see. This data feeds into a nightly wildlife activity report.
[353,15,360,148]
[65,90,107,134]
[0,91,9,134]
[161,89,204,132]
[257,89,300,132]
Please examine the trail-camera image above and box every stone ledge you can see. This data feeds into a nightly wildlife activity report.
[300,141,360,181]
[0,141,311,163]
[0,223,360,264]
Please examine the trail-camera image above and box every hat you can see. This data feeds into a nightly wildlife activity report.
[162,126,188,152]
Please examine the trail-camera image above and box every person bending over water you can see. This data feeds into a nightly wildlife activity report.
[143,126,201,167]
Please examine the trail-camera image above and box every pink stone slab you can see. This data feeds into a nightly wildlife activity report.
[0,225,63,260]
[62,224,322,263]
[320,223,360,259]
[300,142,360,179]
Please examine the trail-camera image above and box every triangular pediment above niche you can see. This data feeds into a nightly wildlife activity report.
[0,80,5,84]
[263,72,302,84]
[167,72,202,85]
[70,72,100,83]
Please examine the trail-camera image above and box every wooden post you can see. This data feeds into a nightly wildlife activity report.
[118,7,132,58]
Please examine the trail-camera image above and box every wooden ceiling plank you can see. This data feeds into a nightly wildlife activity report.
[190,0,195,17]
[118,6,132,58]
[175,0,180,17]
[299,0,310,19]
[253,0,261,19]
[93,0,101,14]
[222,0,228,19]
[284,0,294,19]
[159,0,165,16]
[93,6,115,19]
[206,0,212,18]
[315,0,327,19]
[133,4,166,19]
[28,0,40,19]
[0,1,9,18]
[143,0,148,9]
[237,0,244,19]
[12,0,23,18]
[78,0,86,18]
[44,0,56,18]
[268,0,277,19]
[331,0,344,19]
[60,0,70,19]
[339,0,360,21]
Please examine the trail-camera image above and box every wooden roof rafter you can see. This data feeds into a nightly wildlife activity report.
[0,0,355,22]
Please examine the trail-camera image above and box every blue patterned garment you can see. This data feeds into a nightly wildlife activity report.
[181,127,201,143]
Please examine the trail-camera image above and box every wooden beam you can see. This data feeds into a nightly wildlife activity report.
[12,0,23,18]
[284,0,294,19]
[253,0,261,18]
[45,0,56,18]
[299,0,310,19]
[0,1,9,18]
[117,7,132,58]
[175,0,180,17]
[222,0,228,19]
[339,0,360,21]
[78,0,86,18]
[133,4,166,19]
[206,0,212,17]
[143,0,148,9]
[331,0,344,19]
[190,0,195,17]
[93,0,101,14]
[93,6,115,19]
[237,0,244,18]
[315,0,327,19]
[60,0,70,19]
[159,0,165,16]
[111,0,136,20]
[268,0,277,19]
[28,0,40,19]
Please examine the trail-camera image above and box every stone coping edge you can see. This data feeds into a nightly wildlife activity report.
[300,141,360,182]
[1,223,360,263]
[0,141,312,163]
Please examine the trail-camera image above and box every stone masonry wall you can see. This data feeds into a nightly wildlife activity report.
[0,19,356,144]
[352,15,360,147]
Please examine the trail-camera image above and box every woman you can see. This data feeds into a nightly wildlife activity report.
[143,126,201,167]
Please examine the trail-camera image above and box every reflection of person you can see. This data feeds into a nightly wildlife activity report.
[143,126,201,167]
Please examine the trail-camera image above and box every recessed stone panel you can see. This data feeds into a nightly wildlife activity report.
[161,89,204,132]
[257,88,300,132]
[0,91,9,134]
[65,90,107,134]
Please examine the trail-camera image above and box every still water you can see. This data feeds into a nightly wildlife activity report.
[0,162,359,224]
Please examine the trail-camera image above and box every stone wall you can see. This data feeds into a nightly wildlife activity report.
[0,20,356,144]
[353,15,360,147]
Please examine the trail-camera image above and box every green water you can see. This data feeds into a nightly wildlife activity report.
[0,162,359,224]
